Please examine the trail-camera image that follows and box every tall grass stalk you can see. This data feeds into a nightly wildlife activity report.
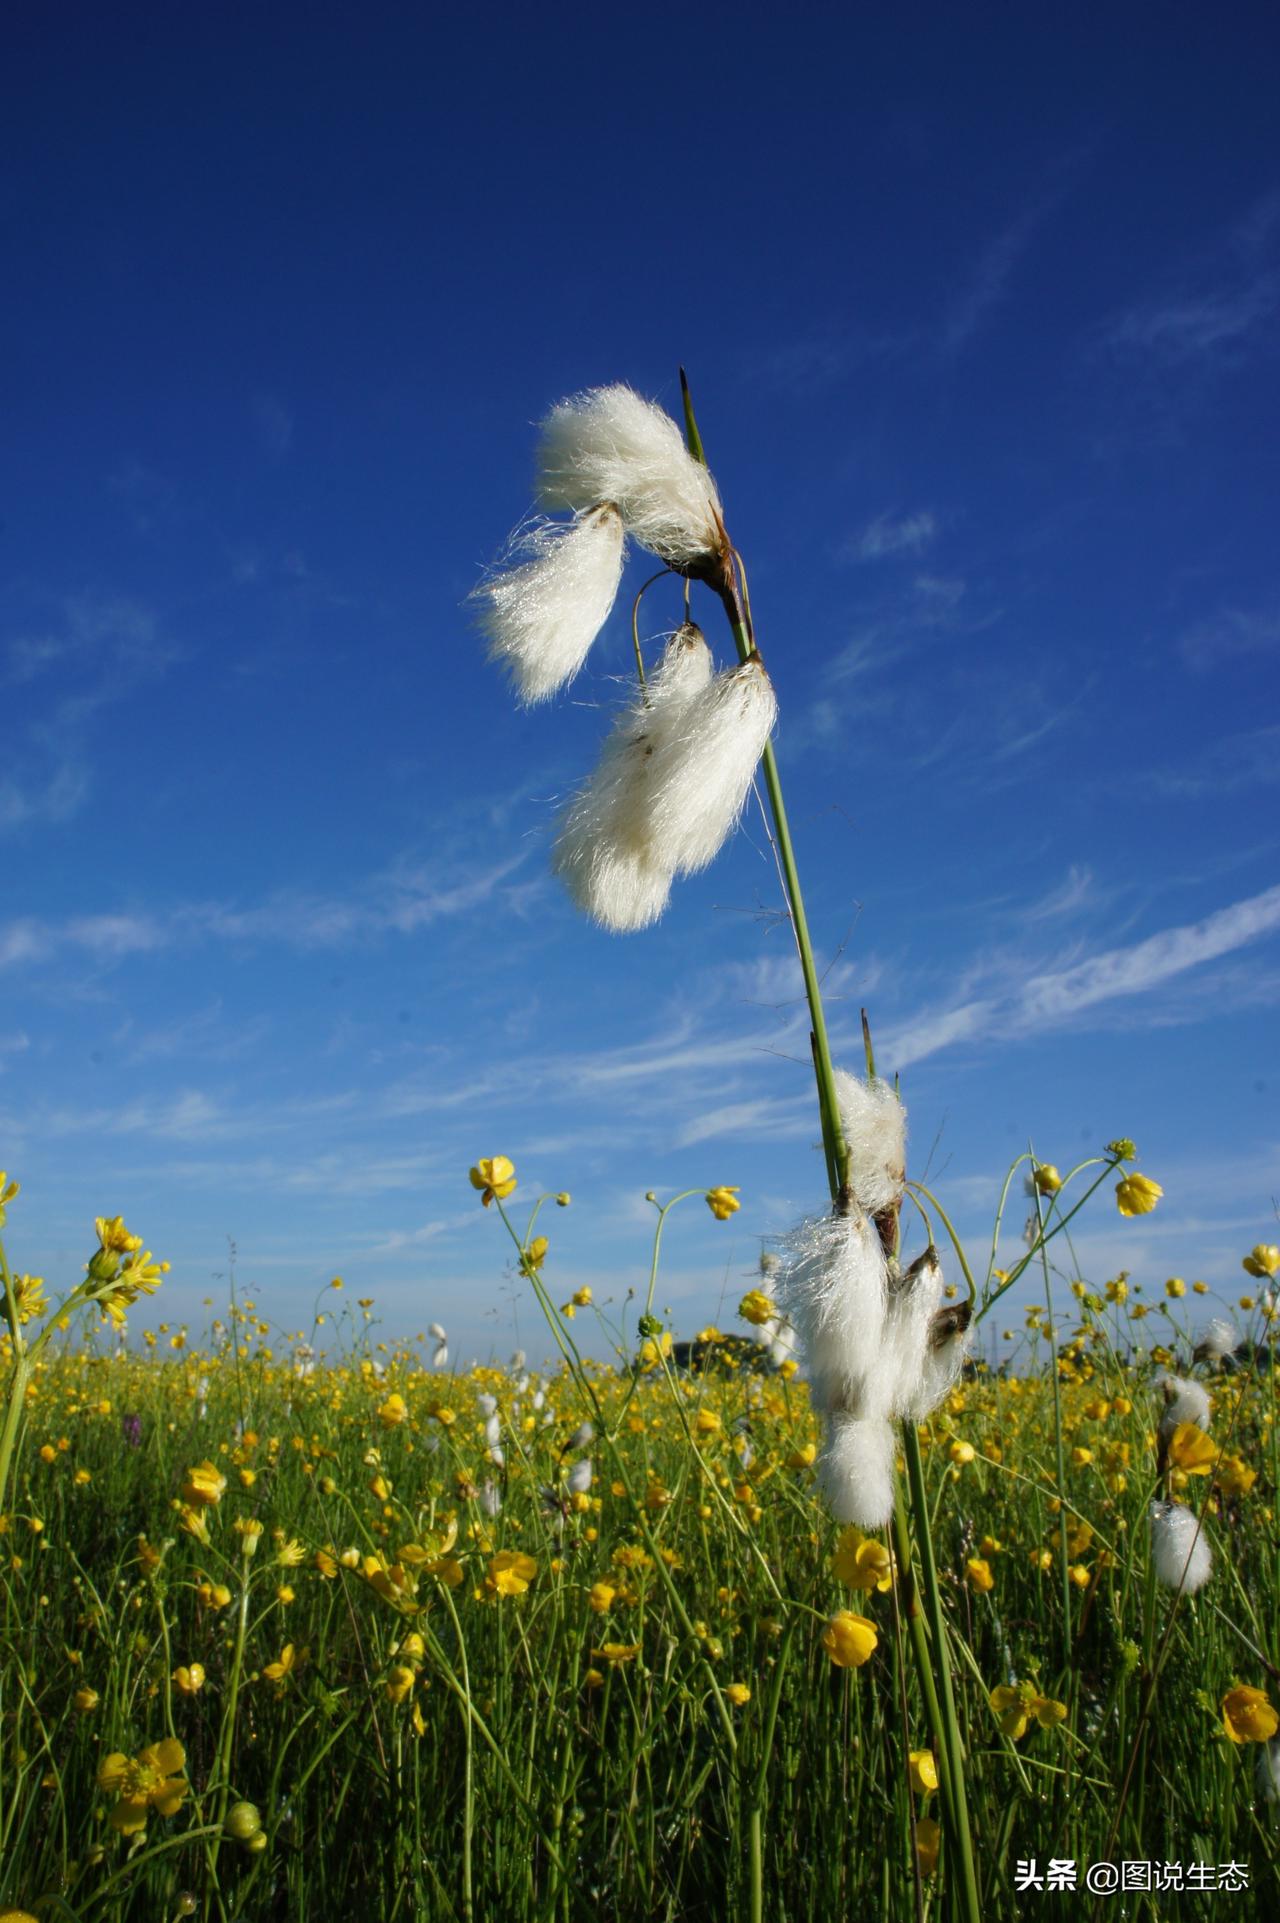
[681,373,982,1923]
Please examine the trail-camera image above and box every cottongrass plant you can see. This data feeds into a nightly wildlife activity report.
[472,374,983,1920]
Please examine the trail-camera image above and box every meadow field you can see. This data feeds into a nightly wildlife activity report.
[0,1173,1277,1923]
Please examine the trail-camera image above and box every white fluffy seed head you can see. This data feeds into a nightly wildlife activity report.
[833,1070,907,1215]
[537,385,726,572]
[1156,1373,1212,1440]
[550,624,713,931]
[642,657,777,876]
[817,1412,897,1528]
[1149,1501,1212,1593]
[1193,1318,1239,1365]
[879,1247,949,1418]
[775,1209,888,1419]
[473,504,625,704]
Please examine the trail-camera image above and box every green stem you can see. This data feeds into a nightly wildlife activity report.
[683,373,979,1923]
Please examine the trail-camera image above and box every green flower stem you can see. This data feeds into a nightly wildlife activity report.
[682,375,979,1923]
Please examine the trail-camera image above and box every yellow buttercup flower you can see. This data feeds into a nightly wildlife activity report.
[1116,1173,1162,1217]
[181,1461,226,1508]
[725,1683,751,1707]
[705,1187,741,1221]
[486,1549,538,1597]
[174,1663,206,1695]
[909,1750,938,1796]
[821,1610,878,1669]
[592,1641,641,1666]
[1032,1164,1062,1195]
[989,1682,1067,1741]
[915,1815,941,1878]
[1166,1276,1186,1298]
[1221,1685,1279,1744]
[965,1557,995,1593]
[1167,1423,1217,1476]
[96,1738,189,1834]
[832,1528,893,1593]
[469,1157,517,1207]
[262,1644,299,1685]
[377,1393,408,1427]
[738,1289,774,1327]
[571,1285,593,1307]
[384,1664,416,1704]
[1243,1244,1280,1278]
[522,1237,549,1272]
[73,1686,99,1714]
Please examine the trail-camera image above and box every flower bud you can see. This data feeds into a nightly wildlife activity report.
[225,1800,262,1842]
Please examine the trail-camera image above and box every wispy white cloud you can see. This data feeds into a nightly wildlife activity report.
[843,511,937,564]
[0,853,530,970]
[1102,188,1280,365]
[882,882,1280,1069]
[1178,602,1280,672]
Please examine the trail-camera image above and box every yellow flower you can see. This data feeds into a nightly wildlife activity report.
[965,1557,995,1593]
[909,1750,938,1796]
[1166,1276,1186,1298]
[705,1187,741,1221]
[261,1644,299,1685]
[377,1393,408,1427]
[821,1610,878,1669]
[1116,1173,1162,1217]
[73,1686,99,1714]
[1032,1164,1062,1195]
[989,1683,1068,1741]
[914,1815,941,1878]
[385,1664,416,1704]
[94,1215,143,1255]
[468,1157,517,1207]
[197,1578,233,1610]
[571,1285,593,1307]
[10,1274,47,1325]
[948,1439,975,1466]
[725,1683,751,1707]
[738,1289,774,1327]
[181,1461,226,1508]
[592,1641,641,1666]
[276,1538,307,1567]
[1216,1453,1257,1499]
[96,1737,188,1834]
[637,1331,673,1370]
[522,1237,549,1272]
[832,1528,893,1593]
[695,1409,722,1437]
[1221,1685,1279,1744]
[363,1553,421,1614]
[1243,1244,1280,1278]
[486,1549,538,1598]
[174,1663,206,1695]
[588,1581,616,1614]
[1167,1422,1217,1476]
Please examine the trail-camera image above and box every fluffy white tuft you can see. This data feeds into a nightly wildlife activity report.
[1156,1373,1212,1440]
[473,504,625,704]
[643,658,778,876]
[1149,1501,1212,1593]
[817,1412,897,1527]
[537,385,726,571]
[833,1069,907,1214]
[1193,1318,1239,1365]
[550,624,712,931]
[775,1209,888,1418]
[879,1248,948,1416]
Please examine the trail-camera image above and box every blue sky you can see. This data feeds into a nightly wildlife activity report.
[2,3,1277,1364]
